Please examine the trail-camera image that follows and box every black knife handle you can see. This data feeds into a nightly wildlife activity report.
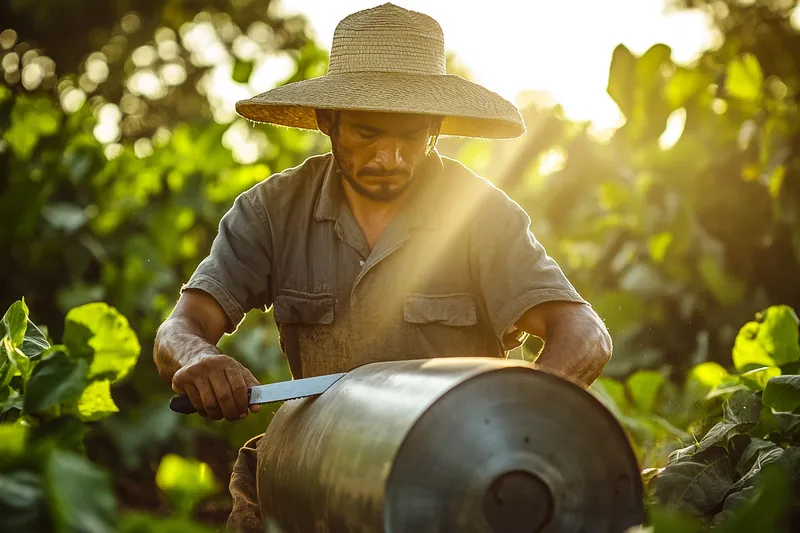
[169,394,197,415]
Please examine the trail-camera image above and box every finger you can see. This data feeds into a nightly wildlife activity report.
[224,366,249,419]
[241,368,262,413]
[183,383,207,417]
[209,370,240,421]
[197,376,223,421]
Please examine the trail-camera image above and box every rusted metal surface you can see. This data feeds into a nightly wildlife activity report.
[257,358,644,533]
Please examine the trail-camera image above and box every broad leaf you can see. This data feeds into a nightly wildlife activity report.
[77,380,119,421]
[651,447,735,517]
[725,54,764,102]
[63,303,141,382]
[722,390,762,425]
[1,300,29,348]
[627,370,664,413]
[24,351,89,413]
[714,464,790,533]
[739,366,780,392]
[732,305,800,371]
[21,320,49,359]
[762,375,800,412]
[155,454,219,515]
[690,361,730,389]
[735,439,779,477]
[45,451,116,533]
[0,471,50,532]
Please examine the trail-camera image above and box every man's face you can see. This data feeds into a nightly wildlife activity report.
[322,110,440,203]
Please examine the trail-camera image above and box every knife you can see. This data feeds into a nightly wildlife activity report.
[169,372,347,415]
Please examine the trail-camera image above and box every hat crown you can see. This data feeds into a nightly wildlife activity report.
[327,3,446,76]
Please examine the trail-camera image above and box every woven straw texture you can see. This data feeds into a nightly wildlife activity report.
[235,3,525,139]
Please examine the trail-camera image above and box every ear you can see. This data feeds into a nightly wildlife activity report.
[430,116,444,136]
[315,109,334,136]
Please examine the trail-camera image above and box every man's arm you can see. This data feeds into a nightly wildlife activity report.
[154,289,261,421]
[514,301,612,388]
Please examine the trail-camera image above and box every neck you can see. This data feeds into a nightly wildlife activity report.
[342,179,414,250]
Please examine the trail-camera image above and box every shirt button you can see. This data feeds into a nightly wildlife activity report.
[359,260,365,266]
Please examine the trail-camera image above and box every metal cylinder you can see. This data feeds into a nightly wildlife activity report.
[258,357,644,533]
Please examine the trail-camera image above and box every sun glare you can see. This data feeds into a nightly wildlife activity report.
[275,0,719,136]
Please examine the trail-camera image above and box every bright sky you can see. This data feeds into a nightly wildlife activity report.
[276,0,720,132]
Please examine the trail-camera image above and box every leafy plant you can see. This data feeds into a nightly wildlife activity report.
[0,299,219,531]
[643,305,800,530]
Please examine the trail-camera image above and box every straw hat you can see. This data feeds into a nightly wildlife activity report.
[235,3,526,139]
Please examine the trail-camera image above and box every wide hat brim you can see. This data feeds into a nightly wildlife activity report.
[235,72,526,139]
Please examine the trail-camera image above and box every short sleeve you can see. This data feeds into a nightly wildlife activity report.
[182,189,272,333]
[471,191,586,349]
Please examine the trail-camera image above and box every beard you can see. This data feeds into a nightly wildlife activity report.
[331,130,416,203]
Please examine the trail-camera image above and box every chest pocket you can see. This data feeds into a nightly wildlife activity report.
[404,293,480,359]
[273,289,336,378]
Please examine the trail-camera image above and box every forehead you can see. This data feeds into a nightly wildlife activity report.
[338,110,433,132]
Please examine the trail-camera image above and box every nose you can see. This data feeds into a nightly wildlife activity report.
[374,137,402,170]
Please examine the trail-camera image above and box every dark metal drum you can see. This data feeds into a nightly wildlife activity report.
[257,358,644,533]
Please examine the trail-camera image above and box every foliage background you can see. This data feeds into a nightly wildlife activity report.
[1,0,800,528]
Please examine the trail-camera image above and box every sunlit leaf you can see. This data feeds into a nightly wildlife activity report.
[2,300,29,348]
[3,95,61,158]
[732,305,800,371]
[45,451,116,533]
[739,366,780,392]
[762,375,800,412]
[155,454,219,515]
[77,380,119,421]
[231,59,254,83]
[63,303,141,382]
[648,232,673,263]
[690,362,730,389]
[725,54,764,102]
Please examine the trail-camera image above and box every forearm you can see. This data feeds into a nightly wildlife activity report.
[534,324,611,387]
[153,317,222,384]
[520,303,612,388]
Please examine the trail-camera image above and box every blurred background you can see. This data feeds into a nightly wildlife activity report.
[2,0,800,528]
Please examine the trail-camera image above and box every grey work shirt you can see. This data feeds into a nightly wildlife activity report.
[183,150,586,378]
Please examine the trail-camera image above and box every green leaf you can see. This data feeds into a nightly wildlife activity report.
[2,300,29,348]
[723,390,762,425]
[665,67,708,109]
[739,366,781,392]
[0,471,50,532]
[725,54,764,102]
[626,370,665,412]
[732,306,800,371]
[714,464,790,533]
[45,451,116,533]
[77,380,119,421]
[24,350,89,413]
[690,362,730,389]
[0,423,28,468]
[607,44,637,118]
[3,95,61,158]
[21,320,50,359]
[763,375,800,412]
[63,303,141,382]
[736,439,779,477]
[651,447,735,517]
[155,454,219,515]
[648,232,673,263]
[5,339,32,382]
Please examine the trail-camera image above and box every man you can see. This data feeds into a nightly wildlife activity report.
[154,3,611,532]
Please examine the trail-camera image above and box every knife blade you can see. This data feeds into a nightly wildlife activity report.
[169,372,347,415]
